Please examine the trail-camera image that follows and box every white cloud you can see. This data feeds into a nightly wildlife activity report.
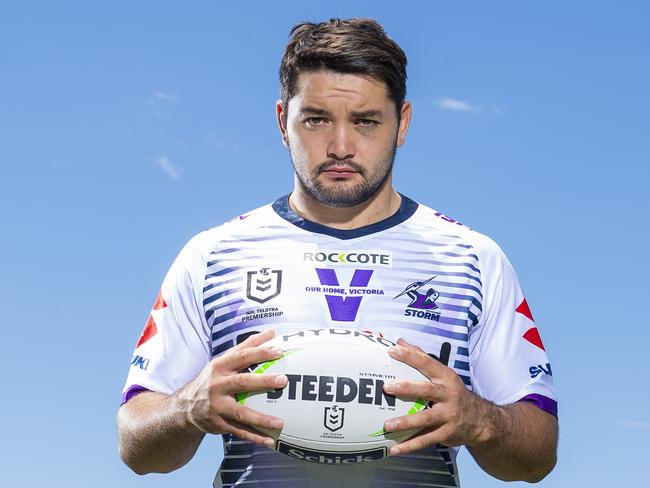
[154,91,177,102]
[435,97,481,113]
[155,156,182,180]
[147,91,178,105]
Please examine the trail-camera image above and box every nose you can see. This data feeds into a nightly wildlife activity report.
[327,125,355,162]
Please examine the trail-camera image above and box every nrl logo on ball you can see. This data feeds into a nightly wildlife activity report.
[324,405,345,432]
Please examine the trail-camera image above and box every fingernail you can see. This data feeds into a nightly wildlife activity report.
[384,420,399,431]
[390,446,400,455]
[269,419,283,430]
[383,380,397,393]
[388,346,401,356]
[268,346,283,356]
[274,374,288,387]
[264,438,275,448]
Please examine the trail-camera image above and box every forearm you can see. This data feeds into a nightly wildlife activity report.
[117,391,206,475]
[467,400,558,482]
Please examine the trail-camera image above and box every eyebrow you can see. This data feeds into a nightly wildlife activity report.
[350,109,383,119]
[299,106,332,117]
[299,106,384,119]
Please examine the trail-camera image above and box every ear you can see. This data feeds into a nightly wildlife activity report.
[276,100,289,146]
[396,101,412,147]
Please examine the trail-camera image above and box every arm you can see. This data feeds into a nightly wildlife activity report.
[117,391,205,475]
[117,329,288,475]
[383,340,558,482]
[466,400,557,482]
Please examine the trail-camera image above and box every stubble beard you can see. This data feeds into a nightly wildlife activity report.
[291,143,397,209]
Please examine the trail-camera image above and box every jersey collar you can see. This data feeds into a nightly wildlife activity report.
[271,193,419,240]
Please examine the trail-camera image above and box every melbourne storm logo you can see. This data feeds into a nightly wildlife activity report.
[394,276,441,321]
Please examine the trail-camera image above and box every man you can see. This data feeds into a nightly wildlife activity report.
[118,18,558,487]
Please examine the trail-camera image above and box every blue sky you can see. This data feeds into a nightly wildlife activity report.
[1,1,649,486]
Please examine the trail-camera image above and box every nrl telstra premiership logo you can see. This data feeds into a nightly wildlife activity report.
[246,267,282,304]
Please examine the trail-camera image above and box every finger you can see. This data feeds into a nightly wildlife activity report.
[383,378,445,403]
[389,427,453,456]
[221,372,288,395]
[235,328,276,349]
[220,399,285,432]
[397,337,425,353]
[384,405,442,433]
[217,416,278,449]
[220,342,284,373]
[388,344,447,380]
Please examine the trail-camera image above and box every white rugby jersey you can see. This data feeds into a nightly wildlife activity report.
[122,194,557,488]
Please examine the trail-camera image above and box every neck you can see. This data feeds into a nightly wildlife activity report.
[289,179,402,230]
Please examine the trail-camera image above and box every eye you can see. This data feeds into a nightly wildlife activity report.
[305,117,327,127]
[356,119,380,127]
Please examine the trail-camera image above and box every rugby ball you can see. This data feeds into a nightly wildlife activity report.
[237,328,429,464]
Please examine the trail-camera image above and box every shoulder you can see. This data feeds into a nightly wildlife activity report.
[174,200,284,265]
[410,201,508,265]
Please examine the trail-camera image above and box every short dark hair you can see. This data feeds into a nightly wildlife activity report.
[279,18,408,116]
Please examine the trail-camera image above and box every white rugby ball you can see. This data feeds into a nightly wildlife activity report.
[236,328,430,464]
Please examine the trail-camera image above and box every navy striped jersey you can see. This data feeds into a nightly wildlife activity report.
[122,194,557,488]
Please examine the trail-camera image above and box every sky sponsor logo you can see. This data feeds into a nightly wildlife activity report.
[529,363,552,379]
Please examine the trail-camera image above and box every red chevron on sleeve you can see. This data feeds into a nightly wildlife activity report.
[523,327,545,351]
[515,298,534,322]
[135,290,167,348]
[517,298,545,350]
[152,290,167,310]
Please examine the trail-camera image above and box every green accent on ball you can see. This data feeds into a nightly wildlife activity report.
[368,428,386,438]
[235,348,300,405]
[407,398,427,415]
[367,398,428,437]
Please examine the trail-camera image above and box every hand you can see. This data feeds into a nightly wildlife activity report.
[176,329,288,448]
[383,338,495,455]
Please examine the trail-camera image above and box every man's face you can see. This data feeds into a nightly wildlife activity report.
[277,71,411,208]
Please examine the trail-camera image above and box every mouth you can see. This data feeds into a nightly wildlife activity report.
[323,167,358,177]
[319,163,362,179]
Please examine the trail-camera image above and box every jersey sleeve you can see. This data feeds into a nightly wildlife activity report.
[468,239,557,417]
[121,233,212,403]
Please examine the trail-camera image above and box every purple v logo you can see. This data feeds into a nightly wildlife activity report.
[315,268,373,322]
